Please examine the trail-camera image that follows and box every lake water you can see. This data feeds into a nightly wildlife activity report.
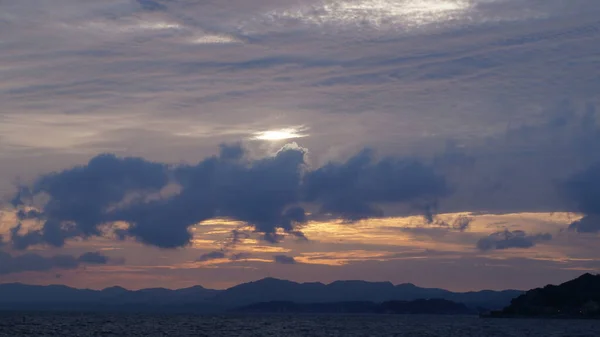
[0,313,598,336]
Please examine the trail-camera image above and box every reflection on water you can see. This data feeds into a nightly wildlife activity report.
[1,312,599,337]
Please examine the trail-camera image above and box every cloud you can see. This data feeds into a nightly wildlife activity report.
[1,0,599,291]
[11,220,78,250]
[218,143,245,161]
[196,251,226,262]
[564,163,600,214]
[10,154,168,249]
[265,0,476,33]
[563,162,600,233]
[135,0,167,11]
[435,100,600,215]
[78,252,110,265]
[10,143,308,249]
[16,209,43,221]
[218,229,252,252]
[476,230,552,251]
[304,149,448,221]
[228,229,251,247]
[0,251,112,275]
[115,142,308,247]
[230,252,251,261]
[435,215,472,232]
[568,215,600,234]
[450,216,472,231]
[10,186,31,208]
[9,143,449,249]
[273,255,297,265]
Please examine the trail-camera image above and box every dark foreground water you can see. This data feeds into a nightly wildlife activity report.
[0,313,599,337]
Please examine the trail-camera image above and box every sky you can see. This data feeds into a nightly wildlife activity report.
[1,0,600,292]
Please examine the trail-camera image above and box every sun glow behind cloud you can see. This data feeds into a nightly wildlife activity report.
[1,209,594,289]
[265,0,473,30]
[252,127,309,141]
[190,34,242,44]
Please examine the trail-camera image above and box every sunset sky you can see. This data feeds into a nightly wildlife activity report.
[1,0,600,292]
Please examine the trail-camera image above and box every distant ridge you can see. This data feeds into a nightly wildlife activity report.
[0,278,522,313]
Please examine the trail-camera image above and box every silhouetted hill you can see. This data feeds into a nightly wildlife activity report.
[488,273,600,318]
[235,299,474,315]
[0,278,522,312]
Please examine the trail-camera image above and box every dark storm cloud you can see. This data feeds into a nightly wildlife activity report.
[16,209,43,221]
[396,215,473,238]
[438,100,600,215]
[230,252,251,261]
[568,216,600,234]
[9,154,169,249]
[10,186,31,208]
[476,230,552,251]
[78,252,110,265]
[273,255,296,265]
[229,229,251,246]
[418,215,473,232]
[135,0,167,11]
[0,251,111,275]
[9,144,448,249]
[219,229,252,251]
[10,144,308,249]
[450,216,472,231]
[563,162,600,233]
[218,143,245,161]
[10,220,87,250]
[196,251,226,262]
[113,143,307,248]
[304,149,448,221]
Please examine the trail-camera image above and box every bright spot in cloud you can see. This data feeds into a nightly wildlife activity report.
[190,34,242,44]
[252,127,308,141]
[266,0,473,30]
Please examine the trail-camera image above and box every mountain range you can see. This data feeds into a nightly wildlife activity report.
[0,278,522,313]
